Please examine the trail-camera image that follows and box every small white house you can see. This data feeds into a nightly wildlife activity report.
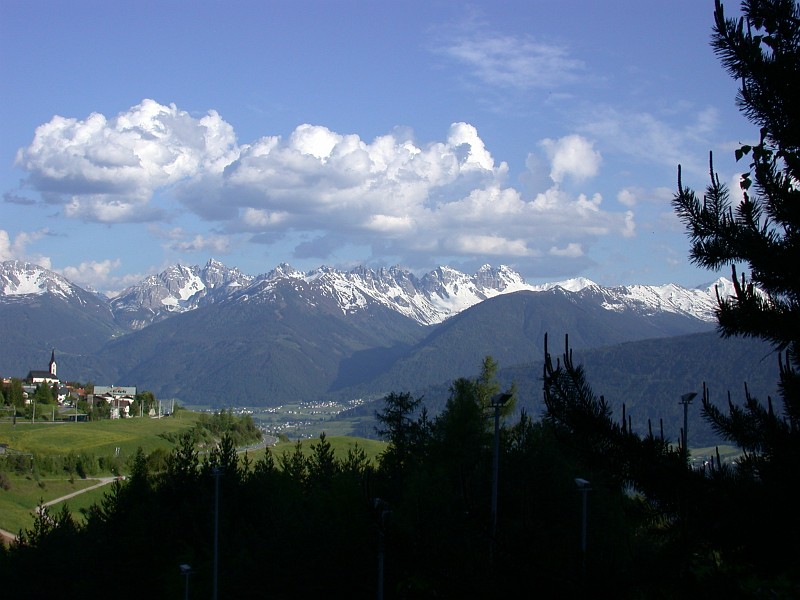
[93,386,137,419]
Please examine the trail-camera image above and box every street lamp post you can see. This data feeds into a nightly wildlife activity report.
[179,564,192,600]
[575,478,591,574]
[490,392,512,554]
[679,392,697,456]
[212,467,222,600]
[374,498,390,600]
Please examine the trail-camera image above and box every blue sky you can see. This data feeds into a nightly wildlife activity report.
[1,0,754,294]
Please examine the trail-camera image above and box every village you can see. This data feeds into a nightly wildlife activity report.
[1,350,148,421]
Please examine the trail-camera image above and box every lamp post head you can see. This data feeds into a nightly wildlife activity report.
[574,477,591,490]
[490,392,513,408]
[680,392,697,403]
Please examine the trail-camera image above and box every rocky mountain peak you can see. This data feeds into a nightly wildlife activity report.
[0,260,76,298]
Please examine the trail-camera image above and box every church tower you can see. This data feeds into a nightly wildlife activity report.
[49,349,57,378]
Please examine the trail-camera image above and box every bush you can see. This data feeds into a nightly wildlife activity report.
[74,452,98,479]
[145,447,169,473]
[1,453,33,475]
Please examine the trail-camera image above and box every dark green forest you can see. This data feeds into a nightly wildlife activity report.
[2,0,799,597]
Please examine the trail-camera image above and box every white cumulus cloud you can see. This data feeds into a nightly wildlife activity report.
[60,259,121,290]
[549,243,583,258]
[617,188,639,207]
[15,99,239,223]
[15,101,637,274]
[0,228,52,268]
[540,135,602,184]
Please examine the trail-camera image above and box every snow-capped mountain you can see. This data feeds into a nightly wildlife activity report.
[110,259,253,329]
[0,261,121,376]
[225,263,537,326]
[0,260,118,316]
[1,258,729,329]
[113,260,728,327]
[571,281,725,322]
[1,259,85,301]
[1,258,748,407]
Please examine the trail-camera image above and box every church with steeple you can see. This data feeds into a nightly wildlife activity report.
[26,349,60,385]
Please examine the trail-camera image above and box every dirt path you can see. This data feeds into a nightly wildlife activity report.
[0,527,16,545]
[0,477,119,545]
[41,476,118,508]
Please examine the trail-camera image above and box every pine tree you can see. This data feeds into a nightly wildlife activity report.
[542,334,689,507]
[308,431,339,487]
[673,0,800,480]
[672,0,800,576]
[375,391,427,478]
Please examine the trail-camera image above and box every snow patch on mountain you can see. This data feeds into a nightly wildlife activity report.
[529,277,599,293]
[0,260,77,299]
[598,283,718,320]
[109,259,253,329]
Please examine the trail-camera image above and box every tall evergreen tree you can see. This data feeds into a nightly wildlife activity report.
[375,391,426,476]
[673,0,800,481]
[672,0,800,580]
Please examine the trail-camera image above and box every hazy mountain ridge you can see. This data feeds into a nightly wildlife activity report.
[380,330,780,448]
[328,288,719,404]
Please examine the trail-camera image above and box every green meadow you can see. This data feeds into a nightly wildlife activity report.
[0,413,198,456]
[0,477,104,536]
[269,434,386,462]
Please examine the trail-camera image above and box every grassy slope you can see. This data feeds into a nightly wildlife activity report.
[0,413,198,456]
[0,478,101,535]
[0,414,198,537]
[270,435,387,463]
[237,435,386,466]
[51,484,115,523]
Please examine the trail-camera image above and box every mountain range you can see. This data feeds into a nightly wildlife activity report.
[0,258,778,445]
